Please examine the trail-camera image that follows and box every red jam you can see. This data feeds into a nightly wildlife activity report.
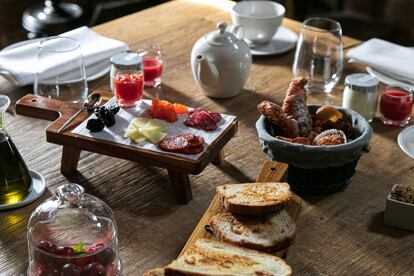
[380,90,413,122]
[114,72,144,108]
[143,56,163,87]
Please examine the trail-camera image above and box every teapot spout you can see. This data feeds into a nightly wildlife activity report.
[195,55,219,88]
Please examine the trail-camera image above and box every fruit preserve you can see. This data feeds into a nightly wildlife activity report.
[380,86,413,127]
[27,184,121,276]
[113,70,144,108]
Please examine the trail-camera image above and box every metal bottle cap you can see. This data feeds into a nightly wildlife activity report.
[345,73,379,93]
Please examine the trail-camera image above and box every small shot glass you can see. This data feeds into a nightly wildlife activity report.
[379,86,413,127]
[137,46,163,88]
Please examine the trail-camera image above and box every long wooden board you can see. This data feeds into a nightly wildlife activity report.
[180,160,302,258]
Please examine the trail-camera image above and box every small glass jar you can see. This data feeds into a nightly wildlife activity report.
[110,52,142,92]
[113,70,144,108]
[137,45,163,87]
[342,74,379,122]
[27,183,121,276]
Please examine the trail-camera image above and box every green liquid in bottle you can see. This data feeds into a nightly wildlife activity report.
[0,95,32,205]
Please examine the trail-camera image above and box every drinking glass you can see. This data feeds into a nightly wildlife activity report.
[113,70,144,108]
[292,18,343,93]
[380,86,413,127]
[34,37,88,103]
[137,46,163,87]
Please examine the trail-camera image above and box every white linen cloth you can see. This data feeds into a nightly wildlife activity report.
[0,26,128,85]
[73,98,237,161]
[347,38,414,82]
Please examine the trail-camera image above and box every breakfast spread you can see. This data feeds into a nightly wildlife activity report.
[258,77,354,146]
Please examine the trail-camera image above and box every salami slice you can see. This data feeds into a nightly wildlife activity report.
[184,107,222,131]
[181,145,204,154]
[188,135,205,147]
[195,111,217,131]
[159,135,190,151]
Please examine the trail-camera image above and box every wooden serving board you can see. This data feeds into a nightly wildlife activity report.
[180,161,302,258]
[16,91,238,204]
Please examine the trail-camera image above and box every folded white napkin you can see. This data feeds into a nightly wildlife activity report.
[347,38,414,82]
[0,26,128,85]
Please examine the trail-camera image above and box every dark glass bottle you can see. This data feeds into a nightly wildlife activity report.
[0,95,31,205]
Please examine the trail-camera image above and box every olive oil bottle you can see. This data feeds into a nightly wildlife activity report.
[0,95,31,205]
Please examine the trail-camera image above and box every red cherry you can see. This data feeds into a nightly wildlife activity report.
[94,248,115,266]
[62,263,81,276]
[73,254,93,269]
[37,240,57,254]
[56,246,75,256]
[82,262,106,276]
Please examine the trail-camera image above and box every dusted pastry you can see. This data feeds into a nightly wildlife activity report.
[258,101,299,138]
[315,106,343,126]
[282,77,313,136]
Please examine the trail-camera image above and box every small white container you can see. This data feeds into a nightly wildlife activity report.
[384,184,414,232]
[342,74,379,122]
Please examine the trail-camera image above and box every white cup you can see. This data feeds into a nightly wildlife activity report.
[231,1,285,45]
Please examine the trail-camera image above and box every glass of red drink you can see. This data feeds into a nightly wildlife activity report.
[380,86,413,127]
[113,70,144,108]
[137,46,163,87]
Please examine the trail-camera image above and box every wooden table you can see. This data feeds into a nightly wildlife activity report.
[1,1,413,275]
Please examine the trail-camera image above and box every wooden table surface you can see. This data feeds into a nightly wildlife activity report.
[1,1,413,275]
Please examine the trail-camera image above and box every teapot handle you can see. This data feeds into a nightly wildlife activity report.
[228,25,244,40]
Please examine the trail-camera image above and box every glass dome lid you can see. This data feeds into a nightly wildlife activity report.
[27,183,121,276]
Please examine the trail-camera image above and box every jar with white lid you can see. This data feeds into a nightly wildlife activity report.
[110,52,142,92]
[342,73,379,122]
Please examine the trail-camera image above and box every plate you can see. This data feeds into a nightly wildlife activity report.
[2,39,110,82]
[0,170,46,210]
[249,26,298,56]
[398,125,414,159]
[366,67,414,91]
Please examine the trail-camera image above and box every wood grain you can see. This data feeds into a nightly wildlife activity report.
[179,160,302,258]
[1,1,414,275]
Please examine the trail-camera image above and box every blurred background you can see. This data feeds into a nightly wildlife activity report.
[0,0,413,49]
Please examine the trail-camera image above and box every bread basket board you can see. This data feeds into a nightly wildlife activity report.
[180,160,302,258]
[16,91,238,204]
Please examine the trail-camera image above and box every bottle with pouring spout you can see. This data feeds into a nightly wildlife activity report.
[0,95,32,205]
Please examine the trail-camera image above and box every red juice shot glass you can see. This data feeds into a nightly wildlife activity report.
[113,70,144,108]
[137,46,163,88]
[380,86,413,127]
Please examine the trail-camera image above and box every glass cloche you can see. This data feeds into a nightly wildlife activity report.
[27,184,121,276]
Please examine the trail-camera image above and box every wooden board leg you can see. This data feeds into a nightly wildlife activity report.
[168,170,193,204]
[212,150,225,165]
[61,146,81,175]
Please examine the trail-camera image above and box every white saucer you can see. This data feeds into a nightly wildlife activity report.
[398,125,414,159]
[249,26,298,56]
[2,39,110,82]
[366,66,414,91]
[0,170,46,210]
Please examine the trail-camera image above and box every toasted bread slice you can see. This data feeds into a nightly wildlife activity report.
[206,209,296,252]
[144,268,165,276]
[164,238,291,276]
[217,182,292,216]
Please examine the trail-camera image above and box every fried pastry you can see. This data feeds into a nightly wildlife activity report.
[315,106,343,126]
[258,101,299,138]
[282,77,313,136]
[313,129,347,146]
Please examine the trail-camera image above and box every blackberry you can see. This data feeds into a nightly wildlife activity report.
[86,118,105,132]
[109,105,120,115]
[100,108,116,127]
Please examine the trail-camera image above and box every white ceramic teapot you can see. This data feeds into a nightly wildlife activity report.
[191,22,251,98]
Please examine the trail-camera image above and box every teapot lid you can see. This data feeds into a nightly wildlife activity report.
[206,22,240,46]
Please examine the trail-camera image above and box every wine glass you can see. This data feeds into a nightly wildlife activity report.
[292,18,343,93]
[34,37,88,103]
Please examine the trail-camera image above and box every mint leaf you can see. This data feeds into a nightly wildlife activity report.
[73,241,84,253]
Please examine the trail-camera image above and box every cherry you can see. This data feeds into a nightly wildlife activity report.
[40,265,60,276]
[82,262,106,276]
[62,263,82,276]
[37,240,57,254]
[56,246,75,256]
[94,247,115,266]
